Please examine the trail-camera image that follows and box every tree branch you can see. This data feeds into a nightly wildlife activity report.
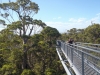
[29,26,33,36]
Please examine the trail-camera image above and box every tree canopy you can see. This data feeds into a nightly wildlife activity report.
[0,0,65,75]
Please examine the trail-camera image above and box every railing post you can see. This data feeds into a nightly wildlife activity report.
[71,47,73,63]
[64,43,65,52]
[82,52,84,75]
[61,43,64,49]
[67,45,68,56]
[65,44,67,54]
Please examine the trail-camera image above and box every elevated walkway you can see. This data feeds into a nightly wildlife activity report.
[56,40,100,75]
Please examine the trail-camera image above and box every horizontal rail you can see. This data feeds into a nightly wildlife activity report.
[56,46,72,75]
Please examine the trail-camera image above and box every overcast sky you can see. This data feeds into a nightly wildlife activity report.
[1,0,100,33]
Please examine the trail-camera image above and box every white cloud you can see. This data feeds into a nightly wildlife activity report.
[53,18,56,20]
[96,13,100,16]
[0,28,4,31]
[45,13,100,33]
[0,25,5,31]
[45,21,87,33]
[53,17,62,20]
[69,18,77,22]
[58,17,61,19]
[69,18,86,23]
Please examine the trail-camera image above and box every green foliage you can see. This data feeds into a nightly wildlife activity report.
[84,24,100,43]
[0,19,6,25]
[31,34,43,43]
[96,38,100,44]
[7,21,22,30]
[21,69,34,75]
[33,19,46,28]
[41,26,60,39]
[33,63,42,75]
[0,64,17,75]
[0,54,4,67]
[0,0,47,71]
[45,68,56,75]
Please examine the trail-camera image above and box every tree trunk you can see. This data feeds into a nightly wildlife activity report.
[42,59,46,75]
[22,51,28,69]
[22,38,30,69]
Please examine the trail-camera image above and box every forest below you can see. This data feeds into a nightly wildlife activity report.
[0,0,100,75]
[0,0,66,75]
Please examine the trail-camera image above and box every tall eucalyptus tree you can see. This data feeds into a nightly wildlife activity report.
[0,0,46,69]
